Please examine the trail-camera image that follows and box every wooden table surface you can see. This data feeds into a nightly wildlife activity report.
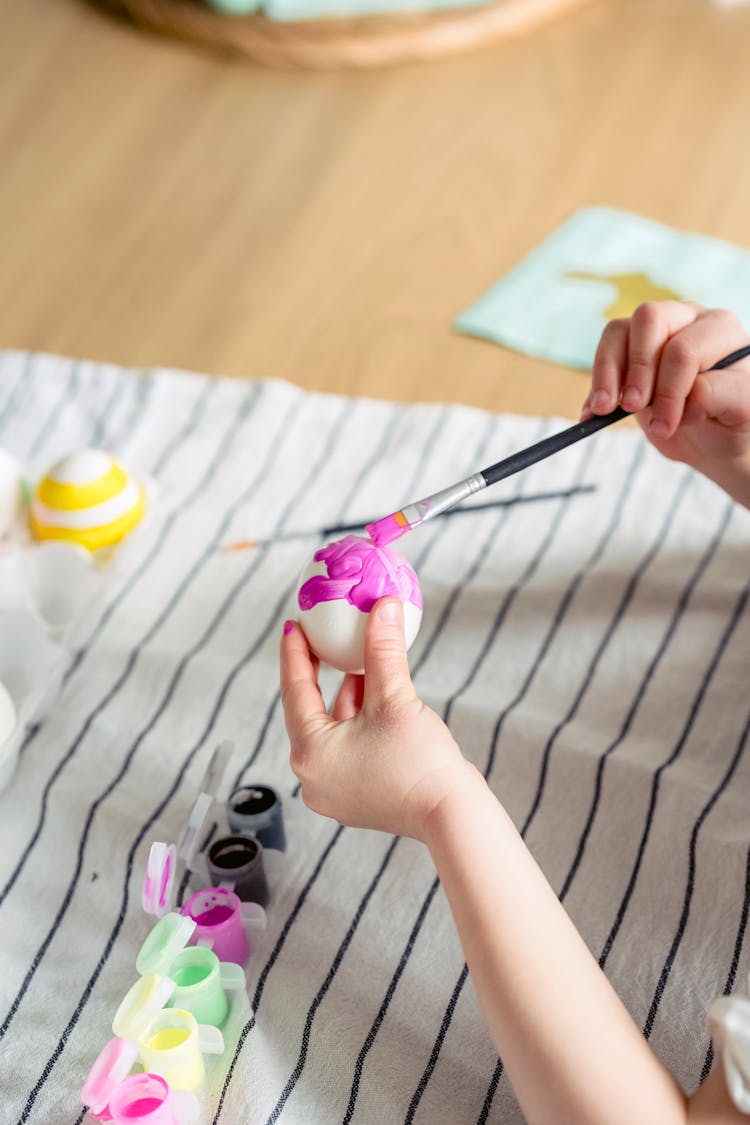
[1,0,750,418]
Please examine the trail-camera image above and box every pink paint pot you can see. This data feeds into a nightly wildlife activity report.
[83,1038,199,1124]
[108,1073,195,1124]
[181,888,265,967]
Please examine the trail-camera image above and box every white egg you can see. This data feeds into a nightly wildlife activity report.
[0,680,17,747]
[296,534,422,674]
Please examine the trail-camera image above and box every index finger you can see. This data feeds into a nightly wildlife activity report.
[280,620,328,744]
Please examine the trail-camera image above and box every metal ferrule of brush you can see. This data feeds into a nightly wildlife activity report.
[402,473,487,528]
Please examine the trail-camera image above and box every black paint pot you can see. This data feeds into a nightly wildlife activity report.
[227,784,286,852]
[206,834,269,907]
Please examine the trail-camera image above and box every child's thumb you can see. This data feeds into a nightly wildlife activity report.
[363,597,415,706]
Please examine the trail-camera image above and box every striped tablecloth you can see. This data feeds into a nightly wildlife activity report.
[0,351,748,1124]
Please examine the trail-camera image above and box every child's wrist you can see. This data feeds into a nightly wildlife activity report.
[420,763,492,849]
[705,451,750,510]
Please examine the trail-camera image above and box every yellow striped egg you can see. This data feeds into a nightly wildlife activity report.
[29,449,145,552]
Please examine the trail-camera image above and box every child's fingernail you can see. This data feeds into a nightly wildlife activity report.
[283,620,296,635]
[650,419,669,439]
[591,390,610,411]
[376,599,401,623]
[622,387,641,411]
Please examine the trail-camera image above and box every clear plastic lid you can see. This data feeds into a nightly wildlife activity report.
[136,912,197,977]
[176,741,234,868]
[112,973,175,1043]
[142,841,177,918]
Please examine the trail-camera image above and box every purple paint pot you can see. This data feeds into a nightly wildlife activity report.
[206,834,269,907]
[181,887,265,967]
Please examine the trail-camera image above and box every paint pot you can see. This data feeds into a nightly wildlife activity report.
[206,834,269,907]
[113,974,224,1093]
[83,1038,199,1124]
[227,785,286,852]
[136,912,246,1029]
[181,887,266,967]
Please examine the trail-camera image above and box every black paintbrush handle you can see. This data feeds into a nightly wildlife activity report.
[480,344,750,490]
[481,407,628,488]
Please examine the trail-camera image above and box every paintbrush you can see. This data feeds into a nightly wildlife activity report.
[366,344,750,548]
[223,485,596,551]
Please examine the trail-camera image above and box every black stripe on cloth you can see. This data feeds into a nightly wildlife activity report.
[699,839,750,1083]
[106,366,156,455]
[211,825,346,1125]
[599,581,750,972]
[256,413,511,1125]
[62,376,220,686]
[406,440,650,1122]
[557,498,735,904]
[643,694,750,1040]
[20,396,398,1118]
[320,437,596,1125]
[150,376,216,479]
[87,365,140,454]
[478,469,703,1122]
[25,360,81,462]
[0,352,37,436]
[520,468,693,839]
[1,389,306,1043]
[266,837,401,1125]
[212,412,514,1120]
[0,382,262,908]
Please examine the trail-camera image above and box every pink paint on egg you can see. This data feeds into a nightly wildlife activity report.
[298,535,422,613]
[296,535,422,674]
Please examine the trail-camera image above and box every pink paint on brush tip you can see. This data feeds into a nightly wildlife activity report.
[298,535,421,614]
[365,510,411,547]
[283,620,296,635]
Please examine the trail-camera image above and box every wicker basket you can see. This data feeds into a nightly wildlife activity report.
[91,0,594,69]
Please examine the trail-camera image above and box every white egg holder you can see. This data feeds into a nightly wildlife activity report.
[0,443,159,795]
[0,541,107,793]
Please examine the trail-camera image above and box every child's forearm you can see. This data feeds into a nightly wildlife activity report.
[424,777,689,1125]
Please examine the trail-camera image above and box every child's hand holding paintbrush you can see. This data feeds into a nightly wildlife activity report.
[282,302,750,1124]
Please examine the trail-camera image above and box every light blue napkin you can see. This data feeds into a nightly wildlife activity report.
[457,207,750,371]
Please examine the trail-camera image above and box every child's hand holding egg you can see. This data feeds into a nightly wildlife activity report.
[295,534,422,673]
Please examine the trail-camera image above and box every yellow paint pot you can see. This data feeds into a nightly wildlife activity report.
[113,973,225,1092]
